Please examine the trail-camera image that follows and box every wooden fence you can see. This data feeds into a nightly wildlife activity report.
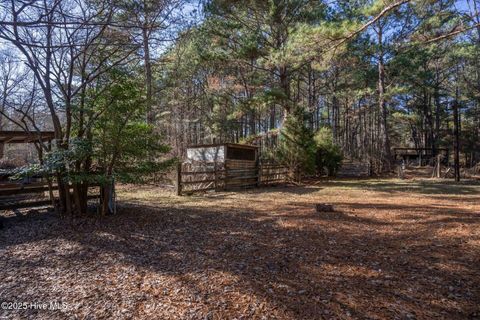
[176,161,289,195]
[0,182,99,210]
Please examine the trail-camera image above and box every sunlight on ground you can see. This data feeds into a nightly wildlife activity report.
[1,178,479,319]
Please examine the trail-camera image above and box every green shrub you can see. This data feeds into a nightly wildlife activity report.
[314,127,343,176]
[277,109,316,181]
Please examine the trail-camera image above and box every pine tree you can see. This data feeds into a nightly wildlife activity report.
[277,108,317,181]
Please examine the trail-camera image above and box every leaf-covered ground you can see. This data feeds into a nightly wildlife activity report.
[1,179,479,319]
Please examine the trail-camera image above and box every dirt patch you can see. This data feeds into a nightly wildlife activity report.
[1,179,479,319]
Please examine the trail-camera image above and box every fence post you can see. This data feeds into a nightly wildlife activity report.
[214,161,218,191]
[398,159,405,180]
[256,160,261,187]
[224,162,228,191]
[436,154,441,178]
[176,162,182,196]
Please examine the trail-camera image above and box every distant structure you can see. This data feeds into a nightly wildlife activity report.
[0,130,54,145]
[185,143,258,164]
[178,143,287,195]
[0,130,55,210]
[0,130,54,159]
[393,147,449,166]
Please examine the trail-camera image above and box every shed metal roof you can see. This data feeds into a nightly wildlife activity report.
[186,143,258,150]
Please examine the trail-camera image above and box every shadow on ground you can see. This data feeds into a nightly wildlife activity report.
[1,181,479,319]
[321,179,480,195]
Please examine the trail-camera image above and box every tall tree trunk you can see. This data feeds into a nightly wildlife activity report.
[0,97,4,158]
[249,113,256,136]
[433,79,442,156]
[279,65,290,121]
[270,106,276,130]
[453,93,461,182]
[143,26,154,124]
[476,3,480,165]
[334,99,338,143]
[308,67,314,129]
[377,25,392,168]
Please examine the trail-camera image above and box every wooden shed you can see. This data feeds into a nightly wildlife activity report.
[178,143,263,194]
[178,143,288,195]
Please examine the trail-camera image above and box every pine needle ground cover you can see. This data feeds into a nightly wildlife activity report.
[1,179,479,319]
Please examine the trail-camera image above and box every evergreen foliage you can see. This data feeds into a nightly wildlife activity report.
[314,127,343,177]
[1,0,480,215]
[277,109,317,181]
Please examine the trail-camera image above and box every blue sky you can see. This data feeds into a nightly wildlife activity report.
[455,0,476,13]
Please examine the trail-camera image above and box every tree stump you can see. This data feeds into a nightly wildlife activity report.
[316,203,334,212]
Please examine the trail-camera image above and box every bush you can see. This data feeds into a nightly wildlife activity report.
[277,109,317,181]
[314,127,343,176]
